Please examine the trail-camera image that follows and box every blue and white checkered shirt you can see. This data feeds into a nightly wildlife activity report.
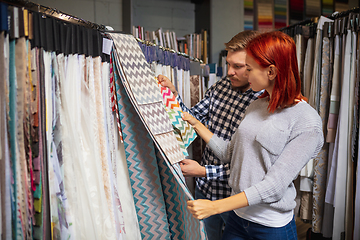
[177,77,262,200]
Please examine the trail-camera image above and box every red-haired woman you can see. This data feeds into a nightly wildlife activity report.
[181,31,324,239]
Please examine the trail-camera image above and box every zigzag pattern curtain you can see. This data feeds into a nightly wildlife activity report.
[110,32,207,239]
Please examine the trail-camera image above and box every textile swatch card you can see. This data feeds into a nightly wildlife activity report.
[109,33,194,164]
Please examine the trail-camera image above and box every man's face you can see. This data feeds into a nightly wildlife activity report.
[226,50,250,91]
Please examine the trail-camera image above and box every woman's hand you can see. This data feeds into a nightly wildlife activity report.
[182,112,200,127]
[187,199,218,220]
[157,75,177,96]
[182,112,213,143]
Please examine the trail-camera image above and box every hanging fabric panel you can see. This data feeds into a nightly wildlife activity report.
[109,33,185,165]
[311,21,332,233]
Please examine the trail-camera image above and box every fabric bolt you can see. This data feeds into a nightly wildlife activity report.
[93,56,117,234]
[190,75,200,108]
[16,37,29,238]
[354,31,360,240]
[244,0,254,30]
[257,0,274,32]
[101,61,127,239]
[323,34,341,215]
[311,33,331,233]
[274,0,287,29]
[344,30,357,240]
[0,31,12,240]
[109,54,124,143]
[303,37,314,99]
[332,29,352,240]
[47,52,72,239]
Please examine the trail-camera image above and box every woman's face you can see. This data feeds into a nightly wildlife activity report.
[244,55,275,95]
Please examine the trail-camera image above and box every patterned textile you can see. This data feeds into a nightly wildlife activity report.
[177,77,262,200]
[115,71,172,240]
[158,84,197,150]
[110,54,123,142]
[306,0,321,18]
[244,0,254,30]
[109,33,184,164]
[312,35,331,233]
[115,63,206,239]
[257,0,274,32]
[274,0,287,29]
[322,0,334,15]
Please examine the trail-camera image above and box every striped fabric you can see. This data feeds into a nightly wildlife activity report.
[257,0,274,32]
[110,54,123,142]
[244,0,254,30]
[274,0,287,29]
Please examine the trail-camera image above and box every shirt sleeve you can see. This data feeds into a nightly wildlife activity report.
[176,86,212,124]
[205,163,230,181]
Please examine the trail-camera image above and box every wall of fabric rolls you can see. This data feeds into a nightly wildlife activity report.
[281,10,360,240]
[0,1,207,239]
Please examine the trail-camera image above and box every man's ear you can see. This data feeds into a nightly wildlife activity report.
[268,65,277,80]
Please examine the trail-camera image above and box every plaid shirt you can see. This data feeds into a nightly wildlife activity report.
[177,77,262,200]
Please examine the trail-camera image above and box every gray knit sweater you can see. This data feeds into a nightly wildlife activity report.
[208,98,324,214]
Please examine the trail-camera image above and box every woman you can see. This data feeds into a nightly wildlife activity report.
[182,31,324,239]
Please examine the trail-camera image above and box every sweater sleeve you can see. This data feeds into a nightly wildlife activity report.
[244,128,324,207]
[207,135,234,163]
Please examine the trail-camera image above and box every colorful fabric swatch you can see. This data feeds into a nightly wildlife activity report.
[109,33,185,164]
[257,0,274,32]
[274,0,287,29]
[244,0,254,30]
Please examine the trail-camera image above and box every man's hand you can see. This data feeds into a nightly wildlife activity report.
[157,74,177,96]
[180,159,206,177]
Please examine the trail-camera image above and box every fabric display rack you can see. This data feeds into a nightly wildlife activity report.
[280,7,360,240]
[0,0,208,239]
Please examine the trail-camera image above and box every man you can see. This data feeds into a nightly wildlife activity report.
[158,30,262,240]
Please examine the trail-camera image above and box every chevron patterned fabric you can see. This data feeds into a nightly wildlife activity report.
[109,32,184,165]
[115,74,171,240]
[114,65,207,239]
[138,103,173,135]
[165,107,197,149]
[109,34,207,238]
[110,33,163,104]
[156,149,207,240]
[158,83,197,150]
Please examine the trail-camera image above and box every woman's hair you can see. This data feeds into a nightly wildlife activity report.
[246,31,306,112]
[225,30,259,52]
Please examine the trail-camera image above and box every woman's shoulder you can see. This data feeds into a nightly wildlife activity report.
[287,101,323,131]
